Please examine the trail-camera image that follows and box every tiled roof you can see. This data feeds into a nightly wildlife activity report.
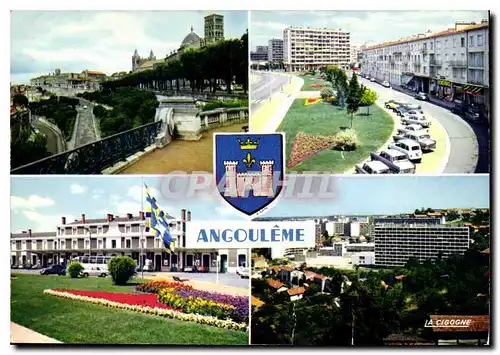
[251,296,265,308]
[267,279,286,290]
[364,22,488,51]
[305,271,319,279]
[287,287,306,296]
[481,248,490,254]
[430,315,489,333]
[86,70,106,75]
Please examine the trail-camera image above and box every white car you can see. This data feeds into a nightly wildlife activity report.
[388,139,423,163]
[382,80,391,88]
[251,273,263,279]
[397,124,428,135]
[401,114,431,128]
[238,267,250,279]
[83,105,88,109]
[370,77,376,82]
[81,267,108,277]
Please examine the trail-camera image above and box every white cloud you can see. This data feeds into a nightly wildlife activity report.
[70,183,87,194]
[11,195,55,213]
[92,188,105,200]
[251,20,289,31]
[22,210,75,232]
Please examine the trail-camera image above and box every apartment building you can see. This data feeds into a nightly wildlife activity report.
[350,45,360,64]
[268,38,284,63]
[10,210,248,273]
[360,20,489,112]
[373,223,470,267]
[283,26,350,71]
[250,45,269,62]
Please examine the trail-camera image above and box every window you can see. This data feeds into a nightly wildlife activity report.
[461,37,465,47]
[478,34,483,46]
[126,240,131,248]
[430,42,433,50]
[445,39,448,48]
[469,36,474,46]
[453,38,457,48]
[111,240,116,248]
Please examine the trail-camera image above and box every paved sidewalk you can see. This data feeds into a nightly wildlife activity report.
[393,85,455,111]
[144,273,249,296]
[11,322,62,344]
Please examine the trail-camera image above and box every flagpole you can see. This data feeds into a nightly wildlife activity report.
[141,176,144,280]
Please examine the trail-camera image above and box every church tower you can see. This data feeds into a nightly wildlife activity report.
[132,49,139,72]
[149,49,156,60]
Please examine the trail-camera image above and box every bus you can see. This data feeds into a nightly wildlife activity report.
[71,256,112,271]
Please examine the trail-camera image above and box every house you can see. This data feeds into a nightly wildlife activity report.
[251,296,265,308]
[290,269,305,285]
[277,265,293,283]
[287,287,306,301]
[429,315,489,345]
[267,279,288,293]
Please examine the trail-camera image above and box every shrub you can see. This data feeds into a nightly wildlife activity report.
[201,99,248,112]
[108,256,137,285]
[332,129,358,151]
[320,87,334,100]
[67,262,84,278]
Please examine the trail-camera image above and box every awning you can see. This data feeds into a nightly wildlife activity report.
[463,85,483,96]
[401,75,414,85]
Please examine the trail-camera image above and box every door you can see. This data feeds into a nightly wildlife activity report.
[155,255,161,271]
[202,254,210,270]
[186,254,194,267]
[11,256,16,266]
[220,254,228,273]
[238,254,247,267]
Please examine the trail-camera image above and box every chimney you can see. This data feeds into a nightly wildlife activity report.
[181,209,186,221]
[187,211,191,221]
[61,216,66,225]
[127,213,133,220]
[28,229,32,238]
[139,211,144,220]
[81,214,86,224]
[107,214,113,222]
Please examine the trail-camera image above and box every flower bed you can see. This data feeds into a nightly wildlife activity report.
[288,132,337,168]
[304,98,322,106]
[44,289,247,332]
[136,281,248,324]
[309,84,324,89]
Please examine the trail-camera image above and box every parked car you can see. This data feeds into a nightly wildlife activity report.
[238,267,250,279]
[83,105,88,109]
[397,107,425,118]
[370,150,416,174]
[402,131,437,152]
[388,139,423,163]
[385,100,408,111]
[397,124,428,135]
[415,92,429,101]
[401,114,431,128]
[40,264,66,276]
[81,267,108,278]
[382,80,391,88]
[403,103,422,110]
[355,161,392,174]
[370,77,376,82]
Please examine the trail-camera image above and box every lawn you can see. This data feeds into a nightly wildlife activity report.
[278,100,394,173]
[11,274,248,345]
[299,74,332,91]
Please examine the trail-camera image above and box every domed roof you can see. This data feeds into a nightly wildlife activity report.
[181,26,201,47]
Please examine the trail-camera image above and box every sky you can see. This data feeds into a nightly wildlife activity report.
[250,10,489,49]
[10,10,248,84]
[11,175,489,233]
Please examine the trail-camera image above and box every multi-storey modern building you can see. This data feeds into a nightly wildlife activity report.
[10,210,248,273]
[250,45,269,62]
[360,20,489,113]
[283,26,350,71]
[268,38,284,63]
[204,13,224,45]
[350,45,360,64]
[373,222,470,267]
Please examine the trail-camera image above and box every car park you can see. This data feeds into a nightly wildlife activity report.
[415,92,429,101]
[355,160,392,174]
[401,114,431,128]
[370,149,416,174]
[40,264,66,276]
[382,80,391,88]
[388,139,423,163]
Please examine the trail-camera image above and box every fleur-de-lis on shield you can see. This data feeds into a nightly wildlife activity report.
[242,152,256,168]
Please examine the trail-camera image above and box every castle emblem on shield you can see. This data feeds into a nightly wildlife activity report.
[214,133,285,217]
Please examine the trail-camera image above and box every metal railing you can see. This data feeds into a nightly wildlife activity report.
[429,60,442,66]
[448,60,467,68]
[11,120,162,174]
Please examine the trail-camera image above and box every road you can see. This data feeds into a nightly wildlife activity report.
[360,78,486,174]
[250,70,292,113]
[73,99,99,148]
[33,118,64,154]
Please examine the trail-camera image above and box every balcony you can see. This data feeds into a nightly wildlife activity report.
[429,60,442,67]
[468,77,485,86]
[448,60,467,68]
[468,62,485,69]
[421,49,432,55]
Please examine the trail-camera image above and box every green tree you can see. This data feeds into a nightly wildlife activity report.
[108,256,137,285]
[13,94,29,107]
[359,88,377,115]
[346,73,363,128]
